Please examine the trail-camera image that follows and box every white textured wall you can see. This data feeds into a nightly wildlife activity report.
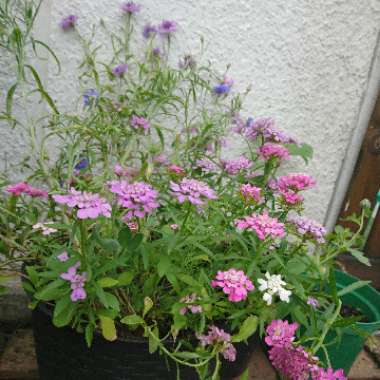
[1,0,380,223]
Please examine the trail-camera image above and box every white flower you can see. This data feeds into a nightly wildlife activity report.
[32,222,57,235]
[258,272,291,305]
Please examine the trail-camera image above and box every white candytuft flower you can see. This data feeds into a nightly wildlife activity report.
[258,272,291,305]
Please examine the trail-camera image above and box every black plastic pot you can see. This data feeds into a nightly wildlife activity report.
[31,304,257,380]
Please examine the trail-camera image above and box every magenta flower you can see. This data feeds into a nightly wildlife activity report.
[313,367,346,380]
[6,182,48,198]
[158,20,177,35]
[288,216,326,243]
[112,63,128,77]
[265,320,298,348]
[277,173,316,192]
[60,262,87,302]
[211,269,254,302]
[246,117,295,144]
[168,164,185,175]
[222,156,252,175]
[59,15,78,30]
[126,221,139,232]
[53,188,111,219]
[130,115,150,131]
[143,24,157,39]
[240,184,262,203]
[179,293,202,315]
[197,326,236,362]
[120,2,141,14]
[57,251,69,262]
[170,178,217,206]
[258,143,289,161]
[235,211,285,240]
[108,181,159,220]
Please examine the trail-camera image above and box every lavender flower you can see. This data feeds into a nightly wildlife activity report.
[74,158,88,171]
[59,15,78,30]
[60,262,87,302]
[213,84,230,95]
[307,297,319,309]
[221,156,252,175]
[120,2,141,14]
[158,20,177,35]
[288,215,326,243]
[130,115,150,131]
[112,63,129,77]
[57,251,69,262]
[83,89,99,106]
[143,24,157,39]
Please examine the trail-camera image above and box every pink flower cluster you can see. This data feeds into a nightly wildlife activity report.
[170,178,217,206]
[288,216,326,244]
[245,117,295,144]
[258,143,289,161]
[130,115,150,131]
[275,173,316,205]
[265,320,346,380]
[235,211,285,240]
[195,158,217,173]
[6,182,48,198]
[197,326,236,362]
[108,181,159,220]
[53,188,111,219]
[60,262,87,302]
[168,164,185,174]
[240,184,262,203]
[221,156,252,175]
[211,269,254,302]
[179,293,202,315]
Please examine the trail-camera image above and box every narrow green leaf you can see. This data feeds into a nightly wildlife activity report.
[117,271,134,286]
[143,296,153,317]
[232,315,258,342]
[120,314,145,325]
[6,82,18,115]
[348,249,371,267]
[149,326,159,354]
[97,277,119,288]
[337,280,370,297]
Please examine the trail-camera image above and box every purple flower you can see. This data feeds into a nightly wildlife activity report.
[240,184,262,203]
[197,326,236,362]
[59,15,78,30]
[53,188,112,219]
[158,20,177,35]
[170,178,217,207]
[288,216,326,244]
[213,84,230,95]
[130,115,150,131]
[108,181,160,220]
[83,89,99,106]
[74,158,88,171]
[221,156,252,175]
[179,293,202,315]
[152,47,161,56]
[112,63,129,77]
[60,262,87,302]
[195,158,217,174]
[120,2,141,14]
[307,297,320,309]
[57,251,69,262]
[143,24,157,39]
[258,143,289,161]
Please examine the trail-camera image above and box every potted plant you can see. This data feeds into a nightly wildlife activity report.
[1,2,378,380]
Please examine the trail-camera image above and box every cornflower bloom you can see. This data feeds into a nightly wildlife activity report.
[83,89,99,106]
[59,15,77,30]
[158,20,177,35]
[120,2,141,14]
[108,181,159,220]
[170,178,217,206]
[211,269,254,302]
[235,211,285,240]
[112,63,129,77]
[53,188,111,219]
[143,24,157,39]
[197,326,236,362]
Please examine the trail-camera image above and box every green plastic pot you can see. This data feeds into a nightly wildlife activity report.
[319,270,380,375]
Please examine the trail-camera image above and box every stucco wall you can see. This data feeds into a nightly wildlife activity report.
[1,0,380,224]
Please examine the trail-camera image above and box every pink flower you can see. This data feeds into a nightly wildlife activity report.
[307,297,320,309]
[120,1,141,14]
[60,262,87,302]
[108,181,159,220]
[6,182,48,198]
[170,178,217,206]
[211,269,254,302]
[235,211,285,240]
[126,221,139,232]
[195,158,217,173]
[258,143,289,161]
[130,115,150,131]
[179,293,202,315]
[170,224,178,230]
[223,75,234,87]
[168,164,185,174]
[265,320,298,348]
[240,184,262,203]
[313,367,346,380]
[57,251,69,262]
[53,188,111,219]
[221,156,252,175]
[153,154,168,164]
[277,173,316,192]
[197,326,236,362]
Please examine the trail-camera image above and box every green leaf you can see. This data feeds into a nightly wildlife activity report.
[117,271,134,286]
[232,315,258,342]
[286,259,306,275]
[149,326,159,354]
[240,368,250,380]
[120,314,145,326]
[173,351,201,360]
[6,82,18,116]
[337,280,371,297]
[85,324,94,347]
[35,279,66,301]
[348,249,371,267]
[177,274,199,287]
[97,277,119,288]
[98,238,121,253]
[99,316,117,341]
[285,143,313,163]
[157,255,171,278]
[143,297,153,317]
[53,295,76,327]
[103,292,120,311]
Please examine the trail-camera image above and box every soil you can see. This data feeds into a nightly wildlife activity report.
[340,304,370,323]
